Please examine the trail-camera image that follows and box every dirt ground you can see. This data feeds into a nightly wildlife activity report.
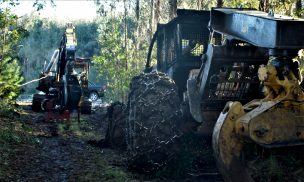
[0,102,223,182]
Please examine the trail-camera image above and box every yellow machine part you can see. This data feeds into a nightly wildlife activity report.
[236,101,304,146]
[212,64,304,182]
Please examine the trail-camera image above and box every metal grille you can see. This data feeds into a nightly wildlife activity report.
[181,24,210,56]
[207,63,260,101]
[157,34,165,67]
[181,39,204,56]
[166,26,177,64]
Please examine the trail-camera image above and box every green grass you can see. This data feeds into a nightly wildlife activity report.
[0,99,21,119]
[0,126,38,145]
[57,118,97,139]
[70,152,138,182]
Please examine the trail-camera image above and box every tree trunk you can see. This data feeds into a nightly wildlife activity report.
[259,0,269,12]
[295,0,303,17]
[152,0,160,33]
[197,0,201,9]
[197,0,204,10]
[169,0,177,20]
[135,0,140,51]
[135,0,140,21]
[135,0,140,70]
[148,0,154,42]
[124,0,128,70]
[217,0,223,8]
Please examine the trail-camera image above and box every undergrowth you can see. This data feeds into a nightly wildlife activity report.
[155,133,214,179]
[246,144,304,182]
[0,99,21,119]
[0,120,38,178]
[57,118,96,139]
[0,127,37,145]
[70,147,137,182]
[77,164,134,182]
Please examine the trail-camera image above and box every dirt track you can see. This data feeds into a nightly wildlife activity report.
[0,102,223,182]
[0,104,135,182]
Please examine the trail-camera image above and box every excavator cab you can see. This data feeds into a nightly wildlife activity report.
[146,9,210,96]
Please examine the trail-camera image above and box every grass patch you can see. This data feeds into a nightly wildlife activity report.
[101,166,131,182]
[0,99,21,119]
[0,125,38,145]
[57,118,96,139]
[71,154,138,182]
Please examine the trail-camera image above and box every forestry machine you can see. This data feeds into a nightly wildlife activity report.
[32,23,92,115]
[141,8,304,181]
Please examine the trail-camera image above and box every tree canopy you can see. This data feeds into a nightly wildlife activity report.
[0,0,303,102]
[0,0,24,101]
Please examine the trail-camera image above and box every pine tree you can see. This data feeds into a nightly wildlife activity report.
[0,57,23,100]
[0,1,24,101]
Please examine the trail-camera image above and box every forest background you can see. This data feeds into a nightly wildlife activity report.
[0,0,303,104]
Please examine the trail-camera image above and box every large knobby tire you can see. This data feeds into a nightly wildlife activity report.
[104,102,127,149]
[80,99,92,114]
[126,72,183,173]
[32,94,47,112]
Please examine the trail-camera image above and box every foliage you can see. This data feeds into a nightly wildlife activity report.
[6,0,302,101]
[0,127,37,145]
[75,21,100,58]
[32,0,55,11]
[74,156,136,182]
[18,17,63,93]
[0,0,25,102]
[57,118,99,139]
[223,0,259,8]
[0,99,19,118]
[93,18,143,102]
[271,0,300,16]
[297,49,304,73]
[92,0,304,104]
[0,57,23,100]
